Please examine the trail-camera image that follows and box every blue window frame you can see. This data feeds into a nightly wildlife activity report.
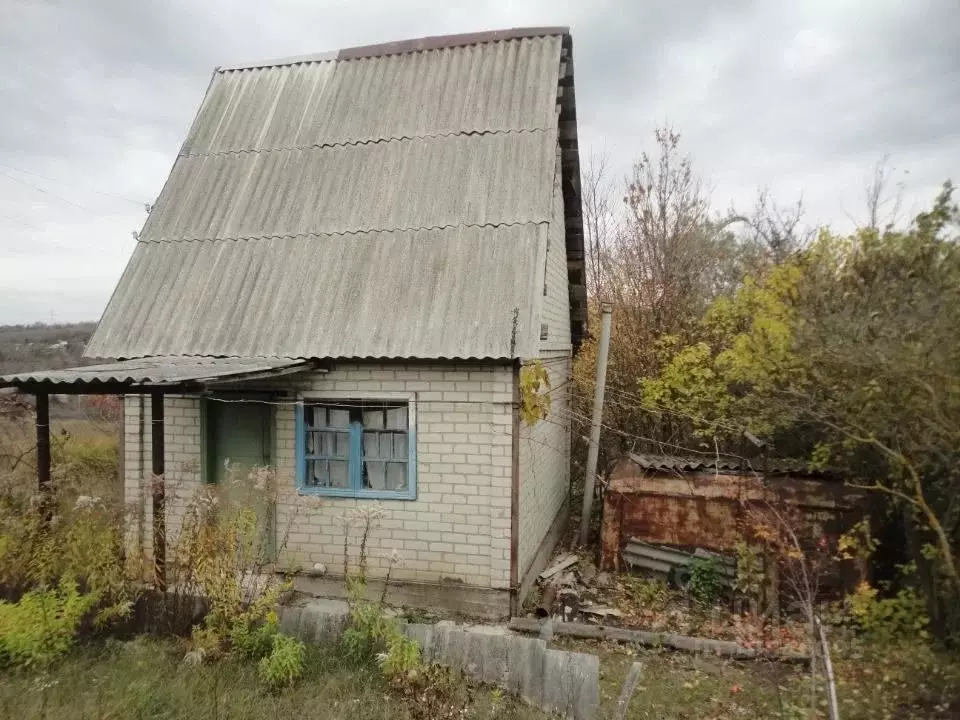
[295,399,416,500]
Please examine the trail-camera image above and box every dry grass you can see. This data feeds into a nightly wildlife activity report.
[0,411,120,505]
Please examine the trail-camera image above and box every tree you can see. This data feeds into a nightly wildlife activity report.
[574,128,757,470]
[642,183,960,637]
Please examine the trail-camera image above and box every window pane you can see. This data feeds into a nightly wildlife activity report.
[321,432,335,457]
[386,461,407,491]
[306,459,326,487]
[335,431,350,458]
[328,459,349,488]
[364,460,386,490]
[363,431,380,458]
[306,430,318,454]
[392,433,407,460]
[308,406,326,429]
[328,408,350,428]
[386,407,407,430]
[362,409,384,429]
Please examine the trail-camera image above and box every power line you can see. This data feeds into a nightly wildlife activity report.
[0,162,147,206]
[0,169,97,212]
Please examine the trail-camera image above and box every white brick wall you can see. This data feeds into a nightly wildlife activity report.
[122,394,205,561]
[517,350,571,577]
[123,362,516,591]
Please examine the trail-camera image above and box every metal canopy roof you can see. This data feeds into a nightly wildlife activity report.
[84,28,579,362]
[0,357,317,392]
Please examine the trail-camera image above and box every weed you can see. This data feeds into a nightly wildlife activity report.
[687,556,723,606]
[846,581,929,642]
[0,579,97,667]
[258,633,307,691]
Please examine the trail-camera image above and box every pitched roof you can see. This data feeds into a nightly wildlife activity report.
[86,27,582,361]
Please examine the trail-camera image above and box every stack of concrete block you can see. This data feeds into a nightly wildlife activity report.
[277,603,600,720]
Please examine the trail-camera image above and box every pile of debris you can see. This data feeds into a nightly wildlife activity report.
[533,539,737,625]
[534,552,623,623]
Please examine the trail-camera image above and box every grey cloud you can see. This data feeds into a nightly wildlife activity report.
[1,0,958,324]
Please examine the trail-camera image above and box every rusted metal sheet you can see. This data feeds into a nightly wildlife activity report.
[600,455,864,580]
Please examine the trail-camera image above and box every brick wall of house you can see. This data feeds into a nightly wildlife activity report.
[123,362,518,591]
[517,350,571,579]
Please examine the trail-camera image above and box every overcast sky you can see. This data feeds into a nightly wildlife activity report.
[1,0,957,325]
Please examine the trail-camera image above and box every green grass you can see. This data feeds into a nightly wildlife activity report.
[0,637,547,720]
[558,636,960,720]
[579,641,799,719]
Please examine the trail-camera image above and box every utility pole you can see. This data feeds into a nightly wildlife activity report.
[579,303,612,546]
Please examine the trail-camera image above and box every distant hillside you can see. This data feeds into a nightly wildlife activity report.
[0,322,98,375]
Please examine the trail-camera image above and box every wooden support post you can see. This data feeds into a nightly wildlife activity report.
[35,393,52,517]
[151,392,166,592]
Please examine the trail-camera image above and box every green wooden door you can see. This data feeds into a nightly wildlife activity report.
[204,400,275,560]
[206,401,271,484]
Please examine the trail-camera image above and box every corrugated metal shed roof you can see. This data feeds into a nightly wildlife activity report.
[87,28,570,361]
[625,453,827,477]
[0,357,315,389]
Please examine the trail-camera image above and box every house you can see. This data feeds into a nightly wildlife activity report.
[1,27,585,617]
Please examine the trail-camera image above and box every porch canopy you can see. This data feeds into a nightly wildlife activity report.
[0,356,316,394]
[0,356,318,591]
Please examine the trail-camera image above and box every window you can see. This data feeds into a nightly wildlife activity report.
[295,399,416,499]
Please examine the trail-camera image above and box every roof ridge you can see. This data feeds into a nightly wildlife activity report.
[138,221,552,244]
[218,26,568,72]
[181,127,554,157]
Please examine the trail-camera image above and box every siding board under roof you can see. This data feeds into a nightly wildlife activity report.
[86,29,570,361]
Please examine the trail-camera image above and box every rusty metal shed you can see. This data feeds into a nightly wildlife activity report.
[600,453,865,583]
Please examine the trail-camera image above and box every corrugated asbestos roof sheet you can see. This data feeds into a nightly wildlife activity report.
[0,357,315,389]
[140,133,556,241]
[184,36,561,153]
[87,225,546,360]
[87,28,567,361]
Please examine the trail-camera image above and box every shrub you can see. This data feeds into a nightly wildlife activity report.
[230,611,280,660]
[847,581,929,642]
[687,556,723,606]
[174,468,295,655]
[339,507,421,679]
[0,579,97,667]
[257,633,306,691]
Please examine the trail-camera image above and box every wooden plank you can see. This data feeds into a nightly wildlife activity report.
[539,553,578,581]
[508,618,811,663]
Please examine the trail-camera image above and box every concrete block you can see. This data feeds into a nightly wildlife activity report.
[278,606,302,636]
[543,648,599,720]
